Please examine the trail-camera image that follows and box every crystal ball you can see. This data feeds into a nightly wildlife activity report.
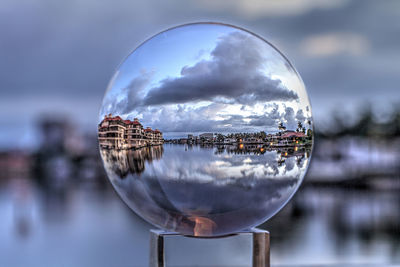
[98,23,313,237]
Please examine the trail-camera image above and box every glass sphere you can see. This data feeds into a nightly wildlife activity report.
[98,23,313,237]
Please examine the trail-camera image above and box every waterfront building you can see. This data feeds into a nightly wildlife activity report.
[144,127,154,146]
[98,115,163,149]
[153,129,163,145]
[224,137,236,144]
[199,133,214,140]
[125,118,146,149]
[179,138,188,144]
[243,137,263,144]
[276,131,306,146]
[98,115,126,149]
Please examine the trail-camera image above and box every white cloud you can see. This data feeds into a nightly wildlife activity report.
[193,0,349,18]
[300,32,370,57]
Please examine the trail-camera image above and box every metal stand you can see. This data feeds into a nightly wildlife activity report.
[150,228,270,267]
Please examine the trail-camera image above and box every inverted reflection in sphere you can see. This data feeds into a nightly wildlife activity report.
[98,23,313,237]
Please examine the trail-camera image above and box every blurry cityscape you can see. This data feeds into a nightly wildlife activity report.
[1,0,400,265]
[2,105,397,188]
[0,105,399,266]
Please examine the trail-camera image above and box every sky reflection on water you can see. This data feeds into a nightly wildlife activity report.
[101,144,310,236]
[2,178,398,266]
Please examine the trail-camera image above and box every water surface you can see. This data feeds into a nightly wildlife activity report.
[101,144,311,236]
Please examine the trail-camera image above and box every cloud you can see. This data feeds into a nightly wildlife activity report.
[247,104,281,127]
[295,109,306,122]
[117,70,155,114]
[193,0,349,18]
[101,70,155,116]
[140,31,298,108]
[284,106,297,130]
[3,0,399,148]
[300,32,370,57]
[136,101,309,134]
[138,103,229,133]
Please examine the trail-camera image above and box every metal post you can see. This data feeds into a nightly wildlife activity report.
[149,228,270,267]
[252,229,270,267]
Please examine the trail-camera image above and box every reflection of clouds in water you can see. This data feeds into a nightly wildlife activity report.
[101,144,310,236]
[284,157,295,172]
[100,144,309,182]
[144,145,308,183]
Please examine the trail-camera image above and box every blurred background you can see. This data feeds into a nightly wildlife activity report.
[0,0,399,266]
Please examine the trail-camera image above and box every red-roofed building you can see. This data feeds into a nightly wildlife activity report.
[153,129,163,145]
[266,131,307,147]
[124,118,146,148]
[144,127,154,145]
[281,131,306,139]
[98,115,163,149]
[98,114,126,149]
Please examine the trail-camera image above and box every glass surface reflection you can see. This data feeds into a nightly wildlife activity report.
[100,143,311,236]
[98,23,314,236]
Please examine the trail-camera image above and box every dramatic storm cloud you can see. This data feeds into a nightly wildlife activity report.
[139,31,298,107]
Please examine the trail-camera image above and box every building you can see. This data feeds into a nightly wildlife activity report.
[98,114,163,149]
[98,115,126,149]
[199,133,213,141]
[144,127,154,146]
[125,118,146,149]
[274,131,306,147]
[224,137,237,144]
[153,129,163,145]
[243,137,263,144]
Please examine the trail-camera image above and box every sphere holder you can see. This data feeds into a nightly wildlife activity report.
[150,228,270,267]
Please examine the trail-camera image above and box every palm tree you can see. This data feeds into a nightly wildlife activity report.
[297,121,303,132]
[278,122,286,132]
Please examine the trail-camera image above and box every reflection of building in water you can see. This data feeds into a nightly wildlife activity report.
[98,115,163,149]
[221,143,310,158]
[100,145,164,176]
[277,146,310,167]
[223,144,267,155]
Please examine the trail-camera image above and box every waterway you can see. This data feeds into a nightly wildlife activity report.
[100,144,311,236]
[0,144,398,266]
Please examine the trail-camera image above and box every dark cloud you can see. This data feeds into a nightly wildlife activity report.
[115,71,154,114]
[140,31,298,107]
[247,104,281,127]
